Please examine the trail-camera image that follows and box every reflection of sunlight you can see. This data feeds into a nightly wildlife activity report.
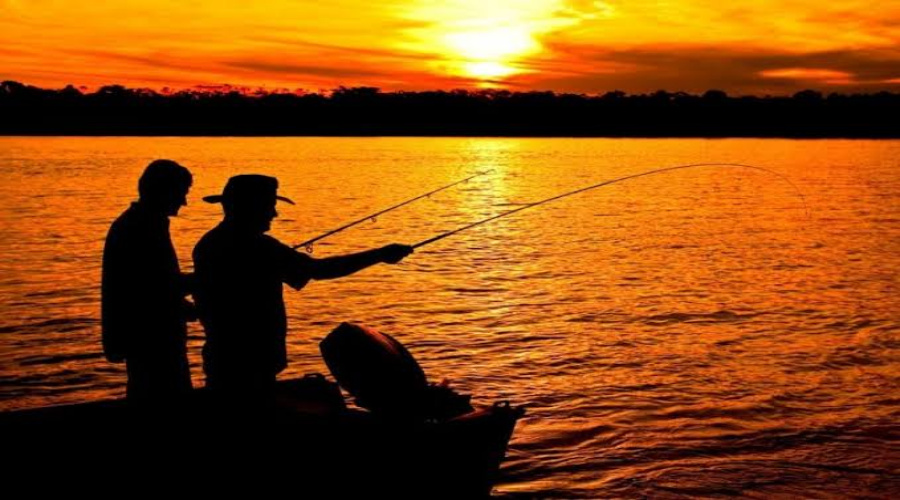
[456,139,517,220]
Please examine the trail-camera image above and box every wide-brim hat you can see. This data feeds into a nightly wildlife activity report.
[203,174,295,205]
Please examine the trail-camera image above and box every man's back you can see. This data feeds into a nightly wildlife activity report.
[102,203,185,357]
[193,221,312,391]
[102,202,191,399]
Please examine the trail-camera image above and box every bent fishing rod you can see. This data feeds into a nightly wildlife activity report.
[293,170,491,252]
[413,163,809,250]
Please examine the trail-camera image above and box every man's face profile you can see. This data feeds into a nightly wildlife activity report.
[165,183,190,216]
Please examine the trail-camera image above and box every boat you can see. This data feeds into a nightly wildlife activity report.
[1,323,524,498]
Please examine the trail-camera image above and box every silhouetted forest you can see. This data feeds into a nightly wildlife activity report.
[2,81,898,137]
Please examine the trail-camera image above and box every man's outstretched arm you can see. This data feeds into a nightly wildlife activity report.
[308,244,413,280]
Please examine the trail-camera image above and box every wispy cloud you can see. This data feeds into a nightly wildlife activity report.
[521,44,900,94]
[759,68,854,83]
[223,60,388,79]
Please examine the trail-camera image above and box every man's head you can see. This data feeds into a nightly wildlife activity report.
[138,159,192,216]
[203,174,295,233]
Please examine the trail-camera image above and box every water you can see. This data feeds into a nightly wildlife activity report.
[1,137,898,497]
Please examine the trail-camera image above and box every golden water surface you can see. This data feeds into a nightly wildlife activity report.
[1,137,898,497]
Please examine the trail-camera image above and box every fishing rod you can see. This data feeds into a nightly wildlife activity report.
[413,163,809,250]
[294,170,491,252]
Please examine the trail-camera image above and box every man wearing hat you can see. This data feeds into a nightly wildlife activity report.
[193,174,413,399]
[102,159,195,404]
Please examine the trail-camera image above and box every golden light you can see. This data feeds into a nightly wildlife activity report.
[463,61,519,80]
[436,24,542,80]
[405,0,579,82]
[442,26,537,78]
[759,68,856,84]
[1,1,897,93]
[444,26,536,61]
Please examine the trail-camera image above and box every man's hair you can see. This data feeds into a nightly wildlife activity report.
[138,159,192,198]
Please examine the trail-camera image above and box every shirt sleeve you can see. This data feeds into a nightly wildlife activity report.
[265,236,314,290]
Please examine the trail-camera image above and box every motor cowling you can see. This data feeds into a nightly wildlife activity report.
[320,322,472,420]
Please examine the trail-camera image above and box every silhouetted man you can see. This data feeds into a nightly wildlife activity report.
[193,175,412,401]
[102,159,194,404]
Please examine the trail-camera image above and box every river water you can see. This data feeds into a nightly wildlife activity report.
[1,137,898,497]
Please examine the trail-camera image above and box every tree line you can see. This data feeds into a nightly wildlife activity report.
[2,80,898,137]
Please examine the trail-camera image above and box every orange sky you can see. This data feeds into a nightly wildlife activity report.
[1,0,898,94]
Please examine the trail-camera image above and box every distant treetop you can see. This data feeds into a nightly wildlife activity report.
[2,81,898,138]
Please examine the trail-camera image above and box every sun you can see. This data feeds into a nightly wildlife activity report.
[405,0,576,83]
[462,61,517,80]
[444,27,535,61]
[441,26,537,79]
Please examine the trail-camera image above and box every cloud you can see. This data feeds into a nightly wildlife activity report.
[224,60,389,79]
[759,68,854,83]
[243,35,438,63]
[521,43,900,94]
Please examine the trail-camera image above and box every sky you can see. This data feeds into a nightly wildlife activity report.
[1,0,899,95]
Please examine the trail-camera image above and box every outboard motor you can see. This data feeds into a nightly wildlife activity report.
[320,322,472,420]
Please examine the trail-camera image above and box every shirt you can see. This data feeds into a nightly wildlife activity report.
[101,202,188,362]
[193,221,313,386]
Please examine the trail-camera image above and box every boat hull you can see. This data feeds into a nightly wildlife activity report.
[2,374,523,497]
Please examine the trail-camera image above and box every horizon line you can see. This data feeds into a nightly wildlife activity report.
[5,80,899,99]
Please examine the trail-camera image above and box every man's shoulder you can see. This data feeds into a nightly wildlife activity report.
[108,203,164,235]
[259,233,291,250]
[193,226,308,261]
[193,225,284,253]
[193,224,227,257]
[105,205,146,244]
[260,234,314,260]
[196,224,224,243]
[108,205,136,231]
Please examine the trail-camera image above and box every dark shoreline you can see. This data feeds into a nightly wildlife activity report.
[4,81,899,138]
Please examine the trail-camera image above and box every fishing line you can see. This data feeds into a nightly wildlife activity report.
[293,170,491,252]
[413,163,809,250]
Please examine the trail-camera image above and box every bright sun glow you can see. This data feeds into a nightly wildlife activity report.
[442,27,537,79]
[463,61,518,79]
[407,0,577,82]
[447,27,535,60]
